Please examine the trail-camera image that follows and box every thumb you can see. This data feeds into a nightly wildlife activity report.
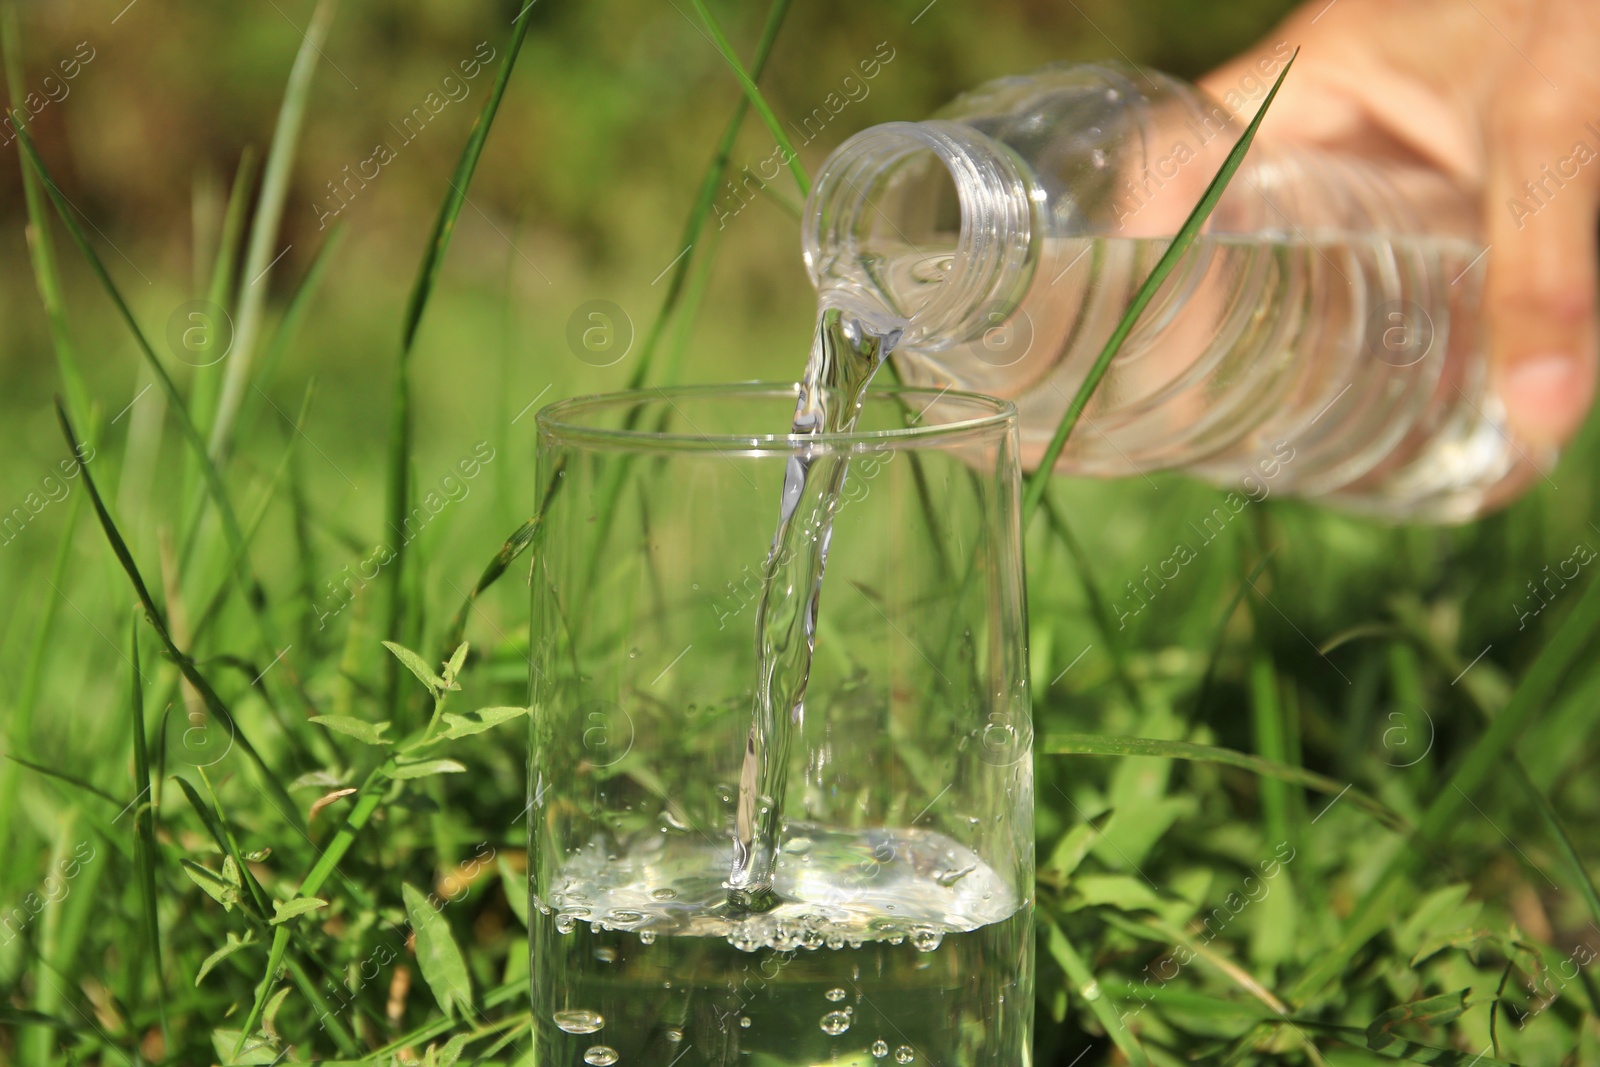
[1484,73,1600,450]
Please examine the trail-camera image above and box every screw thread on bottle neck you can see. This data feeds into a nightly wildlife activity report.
[803,120,1038,351]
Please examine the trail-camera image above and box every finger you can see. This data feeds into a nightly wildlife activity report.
[1484,36,1600,449]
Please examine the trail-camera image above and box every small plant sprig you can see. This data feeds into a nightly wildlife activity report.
[231,639,528,1057]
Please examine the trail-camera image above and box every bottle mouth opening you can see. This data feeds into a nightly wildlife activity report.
[803,121,1036,350]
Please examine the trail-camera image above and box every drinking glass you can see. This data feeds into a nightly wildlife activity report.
[528,383,1033,1067]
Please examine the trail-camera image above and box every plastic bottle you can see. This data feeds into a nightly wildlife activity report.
[802,62,1550,522]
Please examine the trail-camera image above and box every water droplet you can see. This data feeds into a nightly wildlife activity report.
[666,1028,684,1043]
[638,930,657,945]
[554,1009,605,1034]
[1081,981,1102,1002]
[910,928,944,953]
[1091,148,1107,169]
[651,887,678,900]
[894,1046,915,1063]
[628,648,640,659]
[934,863,976,887]
[872,1040,890,1058]
[584,1046,619,1066]
[825,987,847,1002]
[826,933,846,950]
[555,915,577,935]
[594,947,617,963]
[819,1010,852,1035]
[739,1016,752,1029]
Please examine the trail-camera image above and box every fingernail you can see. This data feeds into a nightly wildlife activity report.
[1501,353,1588,446]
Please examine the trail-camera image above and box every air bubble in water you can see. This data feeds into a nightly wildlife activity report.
[739,1016,752,1029]
[819,1010,852,1035]
[584,1046,619,1066]
[594,947,617,963]
[872,1040,890,1058]
[555,915,577,935]
[650,887,678,900]
[638,930,657,945]
[910,928,944,953]
[554,1009,605,1034]
[895,1046,915,1063]
[608,909,645,926]
[825,987,847,1002]
[666,1029,684,1043]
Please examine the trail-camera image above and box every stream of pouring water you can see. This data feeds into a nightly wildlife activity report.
[725,300,906,911]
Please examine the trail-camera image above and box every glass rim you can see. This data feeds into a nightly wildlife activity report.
[536,381,1018,450]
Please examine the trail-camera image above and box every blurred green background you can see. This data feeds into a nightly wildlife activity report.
[10,0,1600,1064]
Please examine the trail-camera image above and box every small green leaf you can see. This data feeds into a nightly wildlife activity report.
[196,931,256,986]
[1366,989,1471,1050]
[222,854,242,890]
[211,1027,279,1064]
[1066,874,1173,915]
[390,758,468,780]
[262,985,292,1042]
[384,640,445,693]
[1043,815,1104,881]
[290,769,348,789]
[310,714,393,745]
[182,859,239,912]
[499,855,528,927]
[427,1032,473,1067]
[436,705,529,741]
[445,641,469,683]
[270,897,328,924]
[403,882,474,1018]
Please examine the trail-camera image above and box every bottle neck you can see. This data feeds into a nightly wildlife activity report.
[802,120,1039,351]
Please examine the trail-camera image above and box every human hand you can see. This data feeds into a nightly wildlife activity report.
[1201,0,1600,450]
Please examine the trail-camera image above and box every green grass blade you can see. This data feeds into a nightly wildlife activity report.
[0,487,86,853]
[4,754,122,807]
[1249,653,1292,848]
[188,147,258,446]
[1041,731,1404,831]
[127,622,171,1054]
[1043,912,1149,1066]
[53,399,304,832]
[385,6,535,722]
[1191,551,1274,724]
[442,457,565,657]
[14,126,290,659]
[626,0,792,391]
[575,0,792,603]
[1399,617,1600,935]
[685,0,808,196]
[252,223,344,405]
[181,148,258,550]
[208,0,341,459]
[1039,491,1144,711]
[0,0,90,426]
[1287,570,1600,1006]
[1021,51,1297,524]
[238,758,391,1053]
